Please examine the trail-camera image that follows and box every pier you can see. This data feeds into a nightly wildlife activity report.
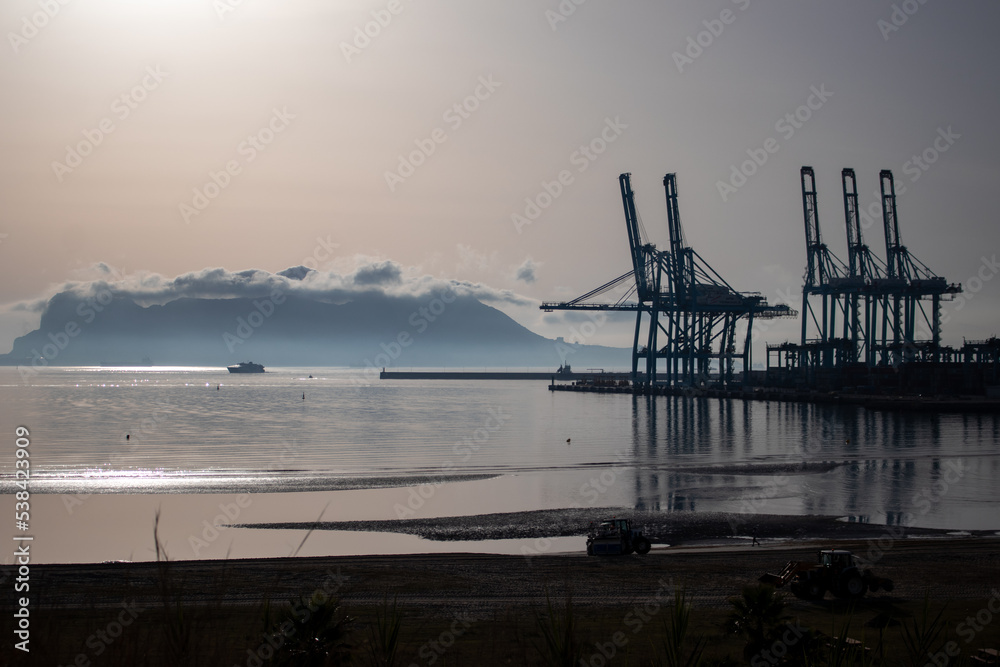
[548,380,1000,413]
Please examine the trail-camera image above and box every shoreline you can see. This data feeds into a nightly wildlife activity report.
[233,507,998,546]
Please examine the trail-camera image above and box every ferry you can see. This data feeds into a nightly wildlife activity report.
[227,361,265,374]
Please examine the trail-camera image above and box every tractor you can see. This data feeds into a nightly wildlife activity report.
[760,549,894,600]
[586,518,651,556]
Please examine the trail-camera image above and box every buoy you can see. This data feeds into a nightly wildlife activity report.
[302,392,305,400]
[126,434,130,441]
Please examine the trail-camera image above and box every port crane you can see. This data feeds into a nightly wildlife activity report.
[798,166,853,367]
[841,168,888,367]
[770,167,963,386]
[877,170,961,364]
[542,173,794,389]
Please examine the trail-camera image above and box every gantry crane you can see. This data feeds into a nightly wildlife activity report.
[542,173,794,389]
[798,166,852,367]
[877,170,961,363]
[841,168,888,366]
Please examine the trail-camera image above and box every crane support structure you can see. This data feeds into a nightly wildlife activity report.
[799,166,851,367]
[769,166,964,387]
[841,168,887,366]
[541,173,794,390]
[877,170,961,364]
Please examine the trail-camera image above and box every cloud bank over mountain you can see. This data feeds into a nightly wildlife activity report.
[10,260,535,314]
[0,262,628,370]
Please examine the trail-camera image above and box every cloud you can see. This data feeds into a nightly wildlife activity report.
[2,259,537,315]
[455,244,497,273]
[350,260,403,286]
[514,257,539,284]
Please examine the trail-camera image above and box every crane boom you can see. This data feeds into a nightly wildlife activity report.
[880,169,903,279]
[619,173,651,299]
[842,168,861,279]
[801,166,825,288]
[662,173,690,304]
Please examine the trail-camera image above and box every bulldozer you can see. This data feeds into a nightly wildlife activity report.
[760,549,894,600]
[586,518,651,556]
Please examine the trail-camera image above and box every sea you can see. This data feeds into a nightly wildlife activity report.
[1,366,998,564]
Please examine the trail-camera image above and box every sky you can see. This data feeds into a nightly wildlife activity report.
[1,0,999,356]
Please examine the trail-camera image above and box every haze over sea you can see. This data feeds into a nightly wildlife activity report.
[2,366,998,564]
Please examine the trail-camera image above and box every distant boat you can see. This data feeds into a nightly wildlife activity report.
[227,361,265,374]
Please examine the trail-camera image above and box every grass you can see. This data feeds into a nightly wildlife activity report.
[10,593,1000,666]
[9,528,999,666]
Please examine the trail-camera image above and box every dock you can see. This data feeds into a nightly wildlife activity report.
[379,370,631,381]
[549,381,1000,412]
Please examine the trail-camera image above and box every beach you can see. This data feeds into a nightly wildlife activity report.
[11,533,1000,665]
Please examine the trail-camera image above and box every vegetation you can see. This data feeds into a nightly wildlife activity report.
[9,529,997,666]
[11,588,997,666]
[533,591,584,666]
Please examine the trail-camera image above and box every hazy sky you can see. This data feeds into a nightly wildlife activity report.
[2,0,999,353]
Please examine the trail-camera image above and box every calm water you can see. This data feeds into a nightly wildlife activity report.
[1,366,998,534]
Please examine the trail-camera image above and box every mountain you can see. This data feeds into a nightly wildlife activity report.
[0,289,628,370]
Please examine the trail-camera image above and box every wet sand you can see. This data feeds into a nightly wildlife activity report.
[234,507,993,544]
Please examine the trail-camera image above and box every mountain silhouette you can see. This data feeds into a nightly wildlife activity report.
[0,289,627,369]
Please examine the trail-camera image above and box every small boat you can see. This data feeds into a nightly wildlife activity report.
[227,361,265,374]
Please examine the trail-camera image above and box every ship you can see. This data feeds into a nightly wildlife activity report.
[227,361,265,374]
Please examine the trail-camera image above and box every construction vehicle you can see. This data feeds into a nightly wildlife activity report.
[586,518,651,556]
[760,549,894,600]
